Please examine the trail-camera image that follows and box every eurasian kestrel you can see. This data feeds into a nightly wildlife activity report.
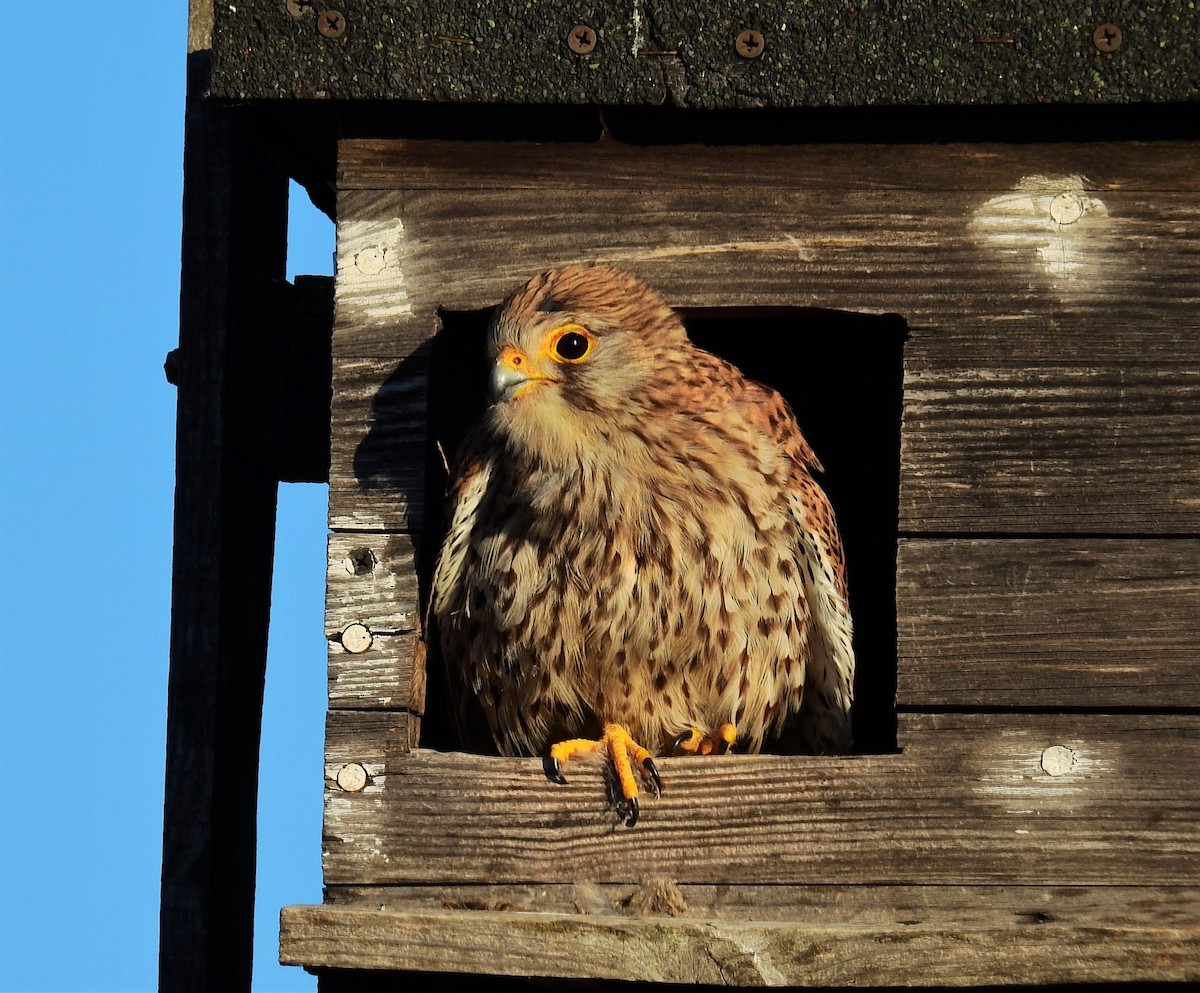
[432,264,855,825]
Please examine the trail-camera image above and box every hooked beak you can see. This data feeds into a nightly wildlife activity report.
[490,346,552,403]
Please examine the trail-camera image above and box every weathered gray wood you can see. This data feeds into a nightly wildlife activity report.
[329,355,430,532]
[900,339,1200,534]
[329,323,1200,535]
[340,138,1200,193]
[329,140,1200,535]
[328,632,420,712]
[324,533,423,710]
[327,709,418,767]
[320,713,1200,887]
[896,539,1200,707]
[213,2,1200,108]
[333,186,1200,353]
[325,881,1200,929]
[326,533,419,634]
[280,902,1200,985]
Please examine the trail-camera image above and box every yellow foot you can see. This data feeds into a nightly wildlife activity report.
[671,723,737,756]
[543,722,663,827]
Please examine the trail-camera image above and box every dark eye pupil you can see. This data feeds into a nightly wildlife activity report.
[556,332,589,360]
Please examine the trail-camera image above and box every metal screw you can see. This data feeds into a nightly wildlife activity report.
[568,25,596,55]
[317,9,346,38]
[735,29,765,59]
[1092,23,1122,52]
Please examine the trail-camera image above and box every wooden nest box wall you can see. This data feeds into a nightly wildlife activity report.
[165,2,1200,989]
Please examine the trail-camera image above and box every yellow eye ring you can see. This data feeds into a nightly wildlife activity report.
[547,324,594,363]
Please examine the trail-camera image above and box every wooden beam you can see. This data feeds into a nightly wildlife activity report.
[280,899,1200,985]
[320,713,1200,888]
[159,41,289,993]
[339,138,1200,193]
[329,139,1200,534]
[897,539,1200,707]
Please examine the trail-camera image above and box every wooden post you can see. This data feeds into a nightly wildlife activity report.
[159,4,290,988]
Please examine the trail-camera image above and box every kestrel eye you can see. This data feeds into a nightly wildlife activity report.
[554,331,591,362]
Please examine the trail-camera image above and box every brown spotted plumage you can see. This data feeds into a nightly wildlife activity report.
[432,264,854,820]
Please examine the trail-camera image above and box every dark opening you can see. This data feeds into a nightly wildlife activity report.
[421,307,907,756]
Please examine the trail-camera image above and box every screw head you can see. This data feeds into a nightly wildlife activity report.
[568,25,596,55]
[735,29,765,59]
[1092,23,1122,52]
[317,9,346,38]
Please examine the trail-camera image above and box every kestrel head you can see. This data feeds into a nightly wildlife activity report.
[482,265,692,463]
[484,265,688,447]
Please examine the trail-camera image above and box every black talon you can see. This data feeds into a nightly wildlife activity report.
[671,730,696,756]
[717,736,733,755]
[543,754,568,785]
[642,756,664,796]
[622,794,640,828]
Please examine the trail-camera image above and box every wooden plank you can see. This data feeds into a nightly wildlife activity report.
[329,353,430,532]
[160,42,288,993]
[340,138,1200,193]
[901,339,1200,534]
[327,709,418,766]
[329,141,1200,534]
[278,274,333,484]
[325,533,423,710]
[280,903,1200,985]
[328,326,1200,535]
[896,539,1200,708]
[325,881,1200,929]
[333,186,1200,353]
[326,533,418,634]
[328,631,420,712]
[320,713,1200,887]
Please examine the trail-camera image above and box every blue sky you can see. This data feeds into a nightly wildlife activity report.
[1,8,330,991]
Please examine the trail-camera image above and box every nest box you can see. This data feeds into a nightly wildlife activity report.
[164,2,1200,989]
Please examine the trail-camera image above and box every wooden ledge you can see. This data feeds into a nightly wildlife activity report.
[280,901,1200,985]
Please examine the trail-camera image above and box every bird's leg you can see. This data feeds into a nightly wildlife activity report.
[671,723,737,756]
[543,722,663,827]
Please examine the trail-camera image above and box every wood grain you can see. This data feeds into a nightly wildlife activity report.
[280,902,1200,985]
[329,139,1200,533]
[332,186,1200,351]
[329,355,429,531]
[329,322,1200,534]
[896,539,1200,707]
[324,881,1200,929]
[340,138,1200,193]
[328,631,421,711]
[326,533,419,635]
[901,337,1200,534]
[320,712,1200,888]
